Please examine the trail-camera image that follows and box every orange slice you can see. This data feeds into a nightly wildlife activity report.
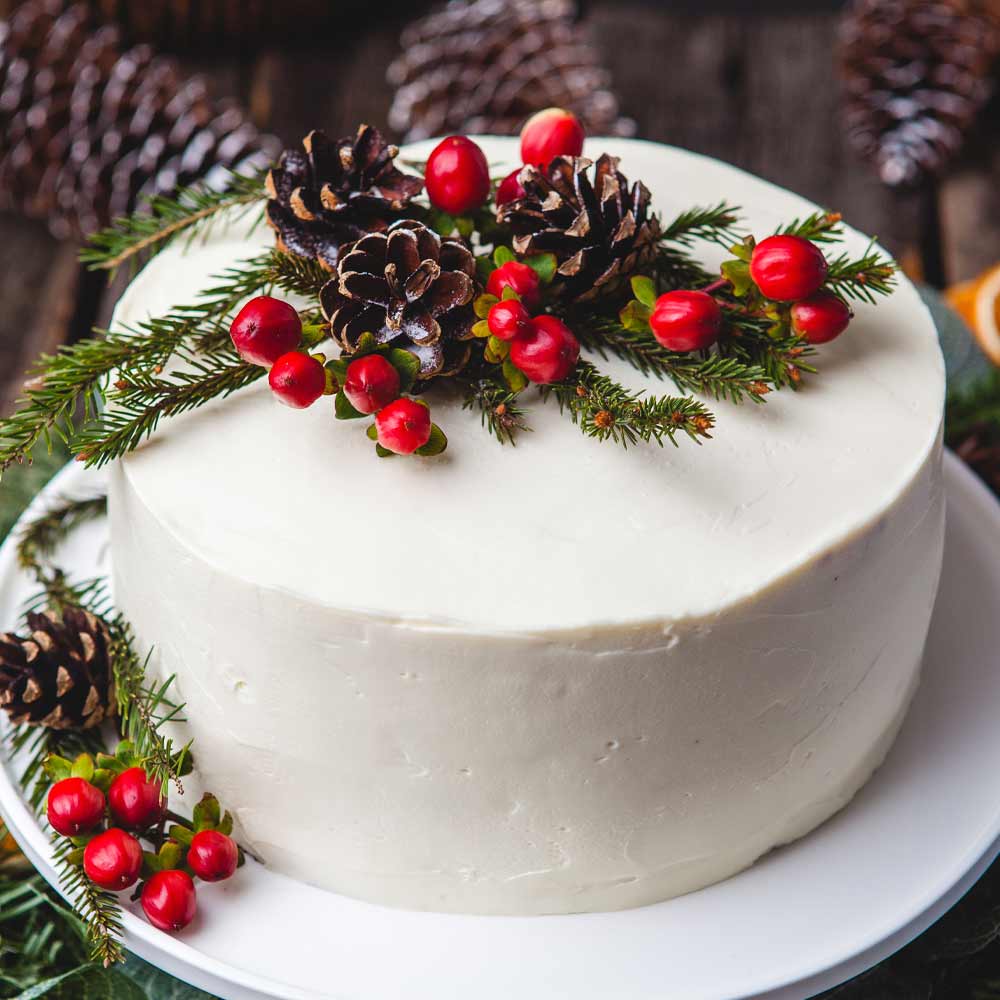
[946,263,1000,365]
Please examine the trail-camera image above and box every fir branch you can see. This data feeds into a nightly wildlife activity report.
[654,246,716,290]
[825,240,898,304]
[461,379,530,445]
[16,497,108,595]
[73,353,265,469]
[778,211,844,243]
[7,725,104,813]
[542,361,715,448]
[80,173,267,274]
[263,248,331,299]
[718,319,817,391]
[661,201,742,248]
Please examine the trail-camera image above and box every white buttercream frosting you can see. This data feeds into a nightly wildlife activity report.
[108,138,945,914]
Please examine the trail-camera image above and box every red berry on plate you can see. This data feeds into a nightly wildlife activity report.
[83,828,143,891]
[268,352,327,409]
[749,235,829,302]
[520,107,585,167]
[495,168,526,207]
[142,869,198,933]
[187,829,239,883]
[46,777,105,837]
[649,290,723,352]
[375,398,432,455]
[791,291,853,344]
[486,261,542,310]
[343,355,401,414]
[108,767,166,830]
[425,136,491,215]
[230,296,302,367]
[509,315,580,384]
[487,300,534,342]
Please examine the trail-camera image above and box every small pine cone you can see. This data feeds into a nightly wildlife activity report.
[387,0,635,141]
[498,154,662,303]
[266,126,424,272]
[319,220,478,379]
[0,608,115,731]
[839,0,1000,187]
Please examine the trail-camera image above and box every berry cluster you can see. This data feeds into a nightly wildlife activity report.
[44,745,240,936]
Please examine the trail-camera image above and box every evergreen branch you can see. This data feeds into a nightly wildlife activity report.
[654,246,716,290]
[73,353,265,469]
[542,361,715,448]
[825,240,898,304]
[263,248,331,299]
[7,725,105,813]
[778,211,844,243]
[661,201,742,248]
[16,497,108,591]
[80,173,267,274]
[718,321,817,390]
[461,379,530,445]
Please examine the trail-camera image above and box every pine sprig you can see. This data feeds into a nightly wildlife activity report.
[825,240,898,304]
[779,211,844,243]
[543,361,715,448]
[263,249,330,299]
[661,201,742,248]
[7,725,105,813]
[461,379,530,445]
[16,497,107,595]
[80,173,267,274]
[73,353,265,469]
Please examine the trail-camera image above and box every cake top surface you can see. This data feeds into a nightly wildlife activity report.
[113,137,944,633]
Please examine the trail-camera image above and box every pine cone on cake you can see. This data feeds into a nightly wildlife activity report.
[0,608,114,730]
[497,154,661,303]
[839,0,1000,187]
[0,0,279,239]
[387,0,635,141]
[319,220,479,379]
[265,127,425,272]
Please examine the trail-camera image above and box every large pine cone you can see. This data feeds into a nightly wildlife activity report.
[0,608,115,730]
[0,0,278,239]
[498,154,661,303]
[387,0,635,141]
[319,220,478,379]
[266,126,424,272]
[839,0,1000,187]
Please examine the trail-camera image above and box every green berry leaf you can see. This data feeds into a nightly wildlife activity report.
[454,216,475,239]
[168,824,195,846]
[475,255,495,286]
[472,319,491,339]
[70,754,94,782]
[353,332,378,357]
[728,236,754,262]
[326,357,350,382]
[335,390,365,420]
[502,359,529,393]
[91,768,114,793]
[524,252,558,285]
[65,847,85,866]
[192,793,221,833]
[43,755,73,782]
[115,741,137,767]
[386,348,420,394]
[142,851,163,876]
[415,424,448,457]
[474,293,499,319]
[619,298,653,333]
[424,208,458,237]
[366,423,379,441]
[484,336,510,364]
[721,259,753,297]
[219,811,235,837]
[630,275,658,308]
[493,245,516,267]
[375,443,395,458]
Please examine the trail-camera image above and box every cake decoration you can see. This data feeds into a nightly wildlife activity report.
[0,112,898,471]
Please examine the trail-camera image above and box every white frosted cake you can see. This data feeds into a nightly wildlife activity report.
[107,138,945,915]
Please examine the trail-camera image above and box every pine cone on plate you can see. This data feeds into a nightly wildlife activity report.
[387,0,635,141]
[0,0,279,239]
[265,127,425,272]
[497,154,661,303]
[0,608,115,730]
[319,220,479,379]
[839,0,1000,187]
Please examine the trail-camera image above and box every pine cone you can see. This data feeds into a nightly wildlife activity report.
[0,0,279,239]
[839,0,1000,187]
[0,608,115,730]
[497,154,661,303]
[319,220,478,379]
[265,127,424,272]
[387,0,635,141]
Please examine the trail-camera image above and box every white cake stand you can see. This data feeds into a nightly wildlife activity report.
[2,451,999,1000]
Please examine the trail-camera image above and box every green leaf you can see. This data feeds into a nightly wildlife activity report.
[472,319,491,339]
[366,423,378,441]
[386,349,420,394]
[500,285,520,301]
[721,259,753,297]
[524,252,558,285]
[493,246,516,266]
[192,793,221,832]
[335,390,365,420]
[219,811,234,836]
[475,255,495,285]
[502,359,529,393]
[415,424,448,457]
[630,275,658,308]
[474,293,498,319]
[168,825,194,846]
[43,755,73,782]
[354,332,378,356]
[618,299,653,333]
[91,769,114,793]
[729,237,754,262]
[70,754,94,783]
[424,208,457,236]
[158,841,183,871]
[455,216,475,239]
[375,443,394,458]
[485,336,511,364]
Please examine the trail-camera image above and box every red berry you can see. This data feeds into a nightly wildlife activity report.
[141,870,197,933]
[520,107,585,167]
[268,352,327,409]
[495,168,526,207]
[83,829,143,891]
[343,355,401,414]
[230,296,302,367]
[487,300,534,342]
[375,399,432,455]
[46,778,105,837]
[649,290,722,352]
[486,261,542,310]
[187,829,239,883]
[509,315,580,384]
[749,235,829,302]
[425,136,491,215]
[791,291,853,344]
[108,767,166,831]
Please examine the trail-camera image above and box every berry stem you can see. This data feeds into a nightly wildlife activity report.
[701,277,731,295]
